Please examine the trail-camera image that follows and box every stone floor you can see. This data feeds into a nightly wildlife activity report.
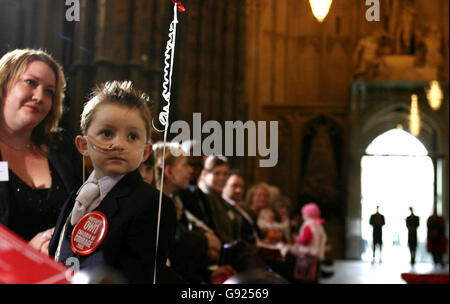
[320,260,449,284]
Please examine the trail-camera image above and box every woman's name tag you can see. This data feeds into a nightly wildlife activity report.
[71,211,108,255]
[0,162,9,181]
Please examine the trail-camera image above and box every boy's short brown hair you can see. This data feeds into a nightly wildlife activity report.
[80,80,152,139]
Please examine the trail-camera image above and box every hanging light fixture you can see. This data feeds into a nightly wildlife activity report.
[425,80,443,111]
[309,0,333,23]
[409,94,421,137]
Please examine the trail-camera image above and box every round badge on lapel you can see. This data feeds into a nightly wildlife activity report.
[71,211,108,255]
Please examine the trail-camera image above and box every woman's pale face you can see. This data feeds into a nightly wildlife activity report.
[251,187,269,213]
[1,61,55,132]
[139,162,154,184]
[169,155,193,191]
[203,164,230,193]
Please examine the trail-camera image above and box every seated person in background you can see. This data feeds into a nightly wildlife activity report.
[178,147,216,231]
[222,170,245,206]
[152,142,212,232]
[243,182,272,240]
[152,142,236,284]
[139,150,155,186]
[198,155,241,244]
[267,185,280,205]
[48,80,177,283]
[181,140,204,189]
[222,171,259,245]
[198,157,270,274]
[273,195,293,243]
[257,208,283,244]
[172,228,236,284]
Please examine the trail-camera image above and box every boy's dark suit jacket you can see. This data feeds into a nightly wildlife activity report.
[48,169,177,284]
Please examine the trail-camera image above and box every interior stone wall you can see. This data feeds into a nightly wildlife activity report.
[245,0,449,259]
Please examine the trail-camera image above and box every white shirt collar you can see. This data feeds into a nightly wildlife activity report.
[222,195,236,206]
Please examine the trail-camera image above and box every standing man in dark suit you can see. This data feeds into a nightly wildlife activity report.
[406,206,420,265]
[370,205,385,263]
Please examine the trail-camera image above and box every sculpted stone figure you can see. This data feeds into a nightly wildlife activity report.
[386,0,417,54]
[353,31,391,80]
[415,25,444,68]
[395,0,416,54]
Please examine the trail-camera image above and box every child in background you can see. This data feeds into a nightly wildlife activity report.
[290,202,327,283]
[48,81,177,283]
[273,195,292,243]
[139,151,155,185]
[295,203,327,261]
[152,142,236,284]
[257,208,283,244]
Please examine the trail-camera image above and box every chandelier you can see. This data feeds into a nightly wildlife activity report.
[309,0,333,23]
[425,80,443,111]
[409,94,421,137]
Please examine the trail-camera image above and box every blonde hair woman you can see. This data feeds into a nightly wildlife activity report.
[152,142,192,197]
[244,182,272,217]
[0,49,82,253]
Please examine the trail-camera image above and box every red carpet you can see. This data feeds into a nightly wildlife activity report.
[401,272,449,284]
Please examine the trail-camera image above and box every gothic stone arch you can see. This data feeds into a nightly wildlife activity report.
[346,81,449,259]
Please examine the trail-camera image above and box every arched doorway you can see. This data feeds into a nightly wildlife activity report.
[346,81,448,261]
[360,129,434,263]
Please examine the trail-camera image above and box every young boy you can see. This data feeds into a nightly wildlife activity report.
[48,81,177,283]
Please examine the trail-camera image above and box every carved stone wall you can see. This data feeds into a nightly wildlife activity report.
[0,0,247,141]
[246,0,448,259]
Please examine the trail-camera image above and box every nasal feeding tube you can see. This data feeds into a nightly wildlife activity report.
[84,135,148,154]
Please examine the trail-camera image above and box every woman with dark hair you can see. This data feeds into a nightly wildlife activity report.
[0,49,82,253]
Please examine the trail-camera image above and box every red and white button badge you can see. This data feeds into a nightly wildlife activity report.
[71,211,108,255]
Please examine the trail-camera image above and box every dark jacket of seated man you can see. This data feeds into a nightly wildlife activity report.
[48,169,177,284]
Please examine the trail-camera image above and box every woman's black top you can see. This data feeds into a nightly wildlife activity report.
[6,162,68,241]
[0,129,83,241]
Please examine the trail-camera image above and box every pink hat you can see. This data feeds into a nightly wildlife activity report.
[301,203,325,225]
